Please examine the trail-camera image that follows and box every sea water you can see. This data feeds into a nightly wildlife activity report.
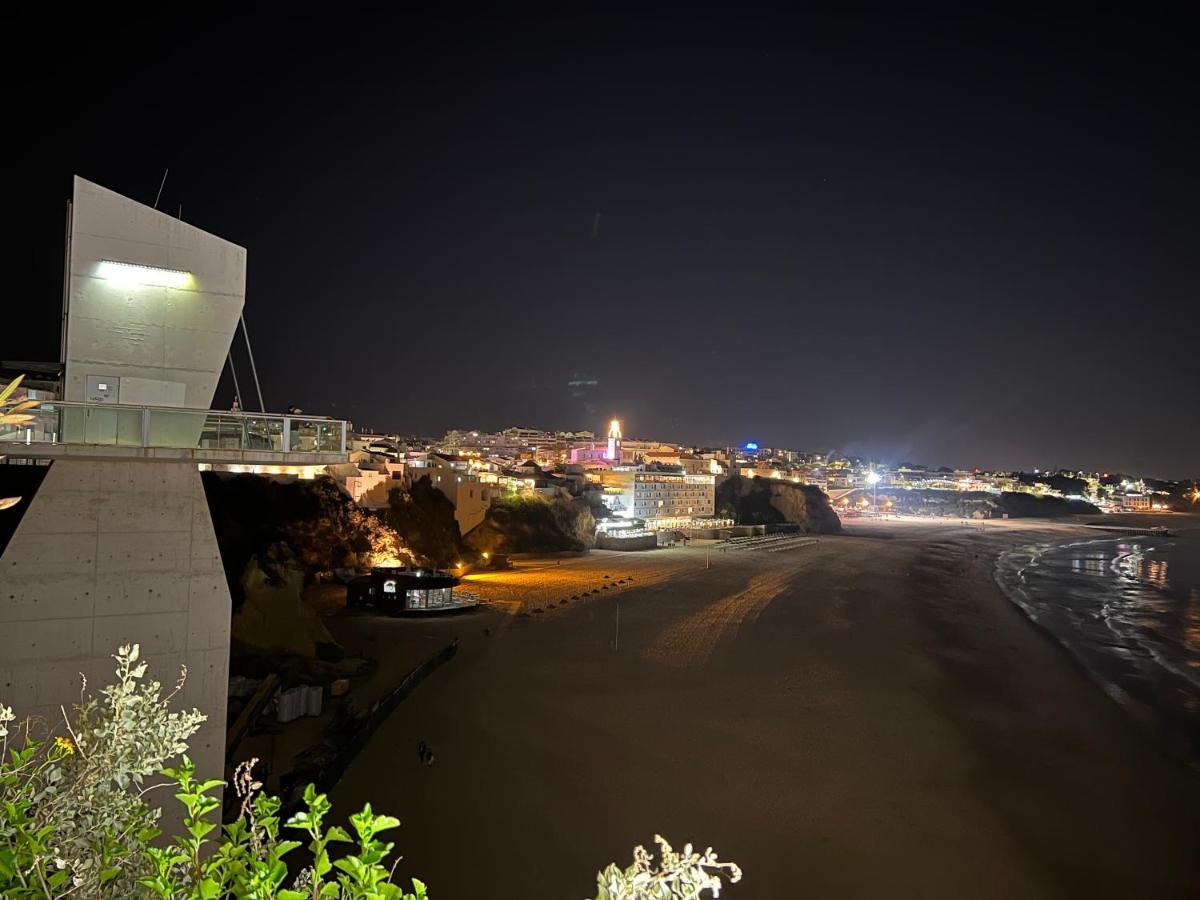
[996,535,1200,765]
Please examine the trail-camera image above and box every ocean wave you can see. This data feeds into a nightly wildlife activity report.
[995,536,1200,764]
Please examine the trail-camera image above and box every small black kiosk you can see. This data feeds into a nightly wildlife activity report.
[347,566,471,615]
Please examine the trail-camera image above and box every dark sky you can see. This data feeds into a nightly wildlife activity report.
[9,7,1198,477]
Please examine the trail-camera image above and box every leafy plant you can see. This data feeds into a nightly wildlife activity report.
[139,767,427,900]
[0,644,205,896]
[593,836,742,900]
[1,373,39,510]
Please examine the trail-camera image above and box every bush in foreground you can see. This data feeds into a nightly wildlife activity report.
[0,646,739,899]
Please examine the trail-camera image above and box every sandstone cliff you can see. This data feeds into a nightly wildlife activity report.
[716,476,842,532]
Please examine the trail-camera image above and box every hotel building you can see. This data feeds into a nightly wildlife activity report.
[598,468,716,529]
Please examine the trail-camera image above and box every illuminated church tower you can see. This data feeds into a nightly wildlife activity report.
[607,418,622,461]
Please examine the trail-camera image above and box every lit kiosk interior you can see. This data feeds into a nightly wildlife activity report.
[348,567,478,615]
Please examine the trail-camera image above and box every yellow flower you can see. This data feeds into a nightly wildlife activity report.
[54,735,75,756]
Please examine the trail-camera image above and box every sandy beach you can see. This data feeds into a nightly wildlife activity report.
[332,518,1200,898]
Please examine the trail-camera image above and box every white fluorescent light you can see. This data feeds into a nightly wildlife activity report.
[99,259,192,288]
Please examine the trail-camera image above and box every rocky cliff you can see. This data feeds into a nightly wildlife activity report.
[864,489,1099,518]
[203,473,410,609]
[465,495,596,554]
[716,476,842,532]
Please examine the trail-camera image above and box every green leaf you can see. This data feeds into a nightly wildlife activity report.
[188,820,217,841]
[333,856,365,878]
[314,849,332,877]
[372,815,401,833]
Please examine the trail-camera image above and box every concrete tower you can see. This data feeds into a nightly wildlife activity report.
[0,178,343,798]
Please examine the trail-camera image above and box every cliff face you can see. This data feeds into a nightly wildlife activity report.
[864,489,1099,518]
[716,476,842,533]
[465,495,595,554]
[232,543,343,661]
[384,476,466,568]
[997,492,1099,517]
[203,473,408,609]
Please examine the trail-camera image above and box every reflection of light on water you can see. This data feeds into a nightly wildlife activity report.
[1071,555,1109,575]
[1115,545,1170,589]
[1144,558,1170,588]
[1003,538,1200,751]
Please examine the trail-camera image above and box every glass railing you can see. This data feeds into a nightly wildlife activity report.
[0,401,346,455]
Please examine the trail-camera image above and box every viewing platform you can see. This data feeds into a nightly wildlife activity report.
[0,400,347,467]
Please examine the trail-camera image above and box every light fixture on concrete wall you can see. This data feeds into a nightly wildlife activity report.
[98,259,192,288]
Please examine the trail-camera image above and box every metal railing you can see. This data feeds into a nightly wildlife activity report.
[0,401,347,455]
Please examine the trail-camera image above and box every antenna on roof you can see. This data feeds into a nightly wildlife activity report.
[153,168,169,209]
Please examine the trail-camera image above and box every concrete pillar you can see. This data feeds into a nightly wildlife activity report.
[0,459,230,791]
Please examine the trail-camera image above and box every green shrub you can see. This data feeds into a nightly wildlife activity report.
[594,836,741,899]
[0,644,205,896]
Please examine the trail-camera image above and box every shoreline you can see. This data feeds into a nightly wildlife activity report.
[331,519,1200,898]
[994,529,1200,771]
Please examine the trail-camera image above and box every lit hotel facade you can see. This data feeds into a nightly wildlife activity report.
[599,468,716,529]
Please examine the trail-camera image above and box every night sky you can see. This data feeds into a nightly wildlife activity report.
[9,8,1198,477]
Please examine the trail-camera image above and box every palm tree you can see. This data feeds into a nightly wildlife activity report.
[1,374,38,511]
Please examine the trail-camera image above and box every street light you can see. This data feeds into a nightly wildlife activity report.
[866,469,881,511]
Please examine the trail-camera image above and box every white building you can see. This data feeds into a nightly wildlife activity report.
[599,468,716,529]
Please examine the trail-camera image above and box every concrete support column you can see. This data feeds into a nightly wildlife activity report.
[0,459,231,792]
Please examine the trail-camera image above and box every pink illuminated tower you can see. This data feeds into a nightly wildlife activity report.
[607,418,622,461]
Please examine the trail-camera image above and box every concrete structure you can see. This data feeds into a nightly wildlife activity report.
[599,468,716,529]
[61,177,245,448]
[0,460,230,774]
[326,461,406,508]
[0,178,345,797]
[680,454,724,476]
[595,531,658,551]
[569,443,612,466]
[614,438,680,466]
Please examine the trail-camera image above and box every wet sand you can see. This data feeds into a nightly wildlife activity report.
[332,519,1200,898]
